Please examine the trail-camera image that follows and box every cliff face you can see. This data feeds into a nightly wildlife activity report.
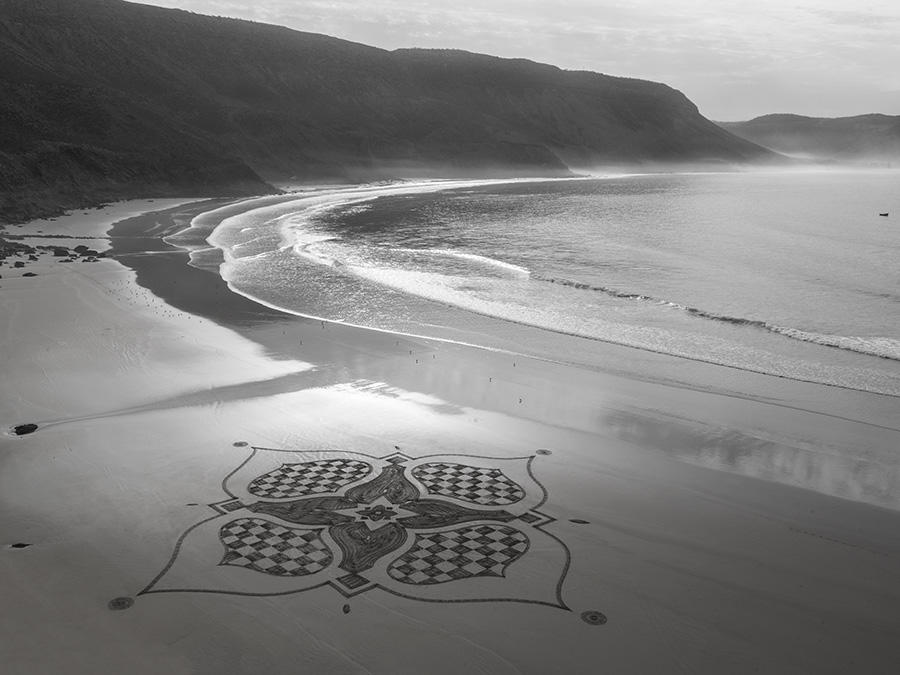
[720,114,900,162]
[1,0,774,223]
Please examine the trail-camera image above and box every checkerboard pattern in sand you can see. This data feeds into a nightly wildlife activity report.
[248,459,372,499]
[220,518,333,576]
[388,524,528,585]
[412,462,526,506]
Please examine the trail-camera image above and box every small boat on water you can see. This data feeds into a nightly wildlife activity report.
[879,212,889,217]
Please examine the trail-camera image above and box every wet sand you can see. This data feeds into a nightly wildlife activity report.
[2,198,899,674]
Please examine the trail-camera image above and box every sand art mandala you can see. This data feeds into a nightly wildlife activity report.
[140,447,571,609]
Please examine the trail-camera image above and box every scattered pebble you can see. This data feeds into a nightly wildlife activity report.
[108,597,134,611]
[581,610,607,625]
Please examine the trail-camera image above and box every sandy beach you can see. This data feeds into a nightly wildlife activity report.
[2,197,900,674]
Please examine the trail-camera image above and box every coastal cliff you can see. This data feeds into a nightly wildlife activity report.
[1,0,775,223]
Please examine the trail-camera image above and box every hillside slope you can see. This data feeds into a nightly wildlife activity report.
[720,114,900,162]
[1,0,775,223]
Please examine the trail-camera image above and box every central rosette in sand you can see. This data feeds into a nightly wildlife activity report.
[141,447,570,608]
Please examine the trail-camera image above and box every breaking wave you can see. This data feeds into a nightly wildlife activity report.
[394,248,531,276]
[534,274,900,362]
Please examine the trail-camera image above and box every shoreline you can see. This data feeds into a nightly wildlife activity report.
[2,197,900,673]
[203,177,900,398]
[109,198,900,510]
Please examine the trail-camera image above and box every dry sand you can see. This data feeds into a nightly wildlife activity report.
[2,198,899,674]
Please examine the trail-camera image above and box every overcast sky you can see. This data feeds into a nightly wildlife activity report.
[142,0,900,121]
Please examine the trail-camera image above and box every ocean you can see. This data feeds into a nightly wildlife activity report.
[194,170,900,396]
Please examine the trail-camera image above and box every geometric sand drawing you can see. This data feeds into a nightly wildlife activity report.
[387,524,529,585]
[248,459,372,499]
[411,463,526,505]
[220,519,333,576]
[140,447,571,610]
